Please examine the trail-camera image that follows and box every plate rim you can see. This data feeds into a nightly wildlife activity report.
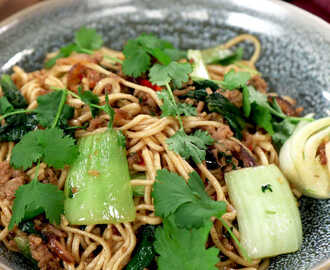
[0,0,329,269]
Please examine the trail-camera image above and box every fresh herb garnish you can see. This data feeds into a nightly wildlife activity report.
[262,184,273,193]
[220,69,251,90]
[166,130,214,164]
[78,86,100,118]
[149,62,192,89]
[154,217,219,270]
[45,27,113,69]
[10,128,78,170]
[34,90,74,129]
[0,75,27,108]
[8,163,65,230]
[122,34,186,78]
[152,169,226,229]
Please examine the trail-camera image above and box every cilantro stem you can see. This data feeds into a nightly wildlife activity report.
[32,161,41,184]
[103,55,123,64]
[51,90,68,129]
[219,216,250,262]
[0,109,33,122]
[165,83,184,131]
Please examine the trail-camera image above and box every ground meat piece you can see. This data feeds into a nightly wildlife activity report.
[0,176,25,200]
[220,90,242,107]
[248,75,268,93]
[233,145,256,167]
[268,96,298,117]
[0,161,14,184]
[87,116,108,131]
[29,235,61,270]
[127,152,143,170]
[56,53,100,66]
[0,161,26,201]
[204,124,234,141]
[86,68,104,89]
[47,236,75,263]
[41,168,58,185]
[317,142,328,165]
[67,63,105,92]
[135,91,158,115]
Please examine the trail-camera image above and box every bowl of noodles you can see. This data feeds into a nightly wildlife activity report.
[0,0,329,269]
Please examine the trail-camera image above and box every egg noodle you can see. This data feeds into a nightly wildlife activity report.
[0,34,301,270]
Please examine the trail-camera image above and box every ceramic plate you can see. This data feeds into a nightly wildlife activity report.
[0,0,329,269]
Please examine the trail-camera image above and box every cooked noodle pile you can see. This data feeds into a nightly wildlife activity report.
[0,34,302,270]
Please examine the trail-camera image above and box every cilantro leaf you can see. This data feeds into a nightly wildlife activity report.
[78,87,100,118]
[167,130,214,164]
[157,90,196,117]
[177,103,197,117]
[0,75,27,109]
[8,174,64,230]
[122,40,151,78]
[251,104,274,134]
[149,62,192,89]
[74,27,103,51]
[157,90,178,117]
[163,48,187,61]
[153,169,196,218]
[44,43,78,69]
[101,94,115,128]
[154,217,219,270]
[272,118,299,151]
[0,97,14,114]
[10,128,78,170]
[153,169,226,229]
[45,27,104,69]
[220,69,251,90]
[34,91,74,128]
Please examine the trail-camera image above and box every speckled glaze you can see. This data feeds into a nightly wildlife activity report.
[0,0,329,269]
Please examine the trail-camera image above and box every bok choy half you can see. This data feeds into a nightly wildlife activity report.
[64,129,135,224]
[225,165,302,259]
[279,117,330,199]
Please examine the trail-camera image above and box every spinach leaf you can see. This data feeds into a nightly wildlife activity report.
[0,75,27,109]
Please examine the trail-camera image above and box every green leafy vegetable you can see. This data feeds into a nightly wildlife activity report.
[193,80,219,92]
[149,62,192,89]
[0,75,27,108]
[122,33,187,78]
[34,91,74,129]
[125,225,156,270]
[154,217,219,270]
[122,40,151,77]
[10,128,78,170]
[157,90,196,118]
[0,97,14,114]
[261,184,273,193]
[207,93,245,139]
[78,87,100,118]
[220,69,251,90]
[152,169,226,228]
[74,27,103,51]
[166,130,214,164]
[45,27,104,68]
[0,113,38,142]
[8,164,65,230]
[272,118,300,151]
[218,47,243,66]
[44,43,78,69]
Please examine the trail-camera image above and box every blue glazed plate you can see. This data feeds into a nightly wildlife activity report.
[0,0,329,269]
